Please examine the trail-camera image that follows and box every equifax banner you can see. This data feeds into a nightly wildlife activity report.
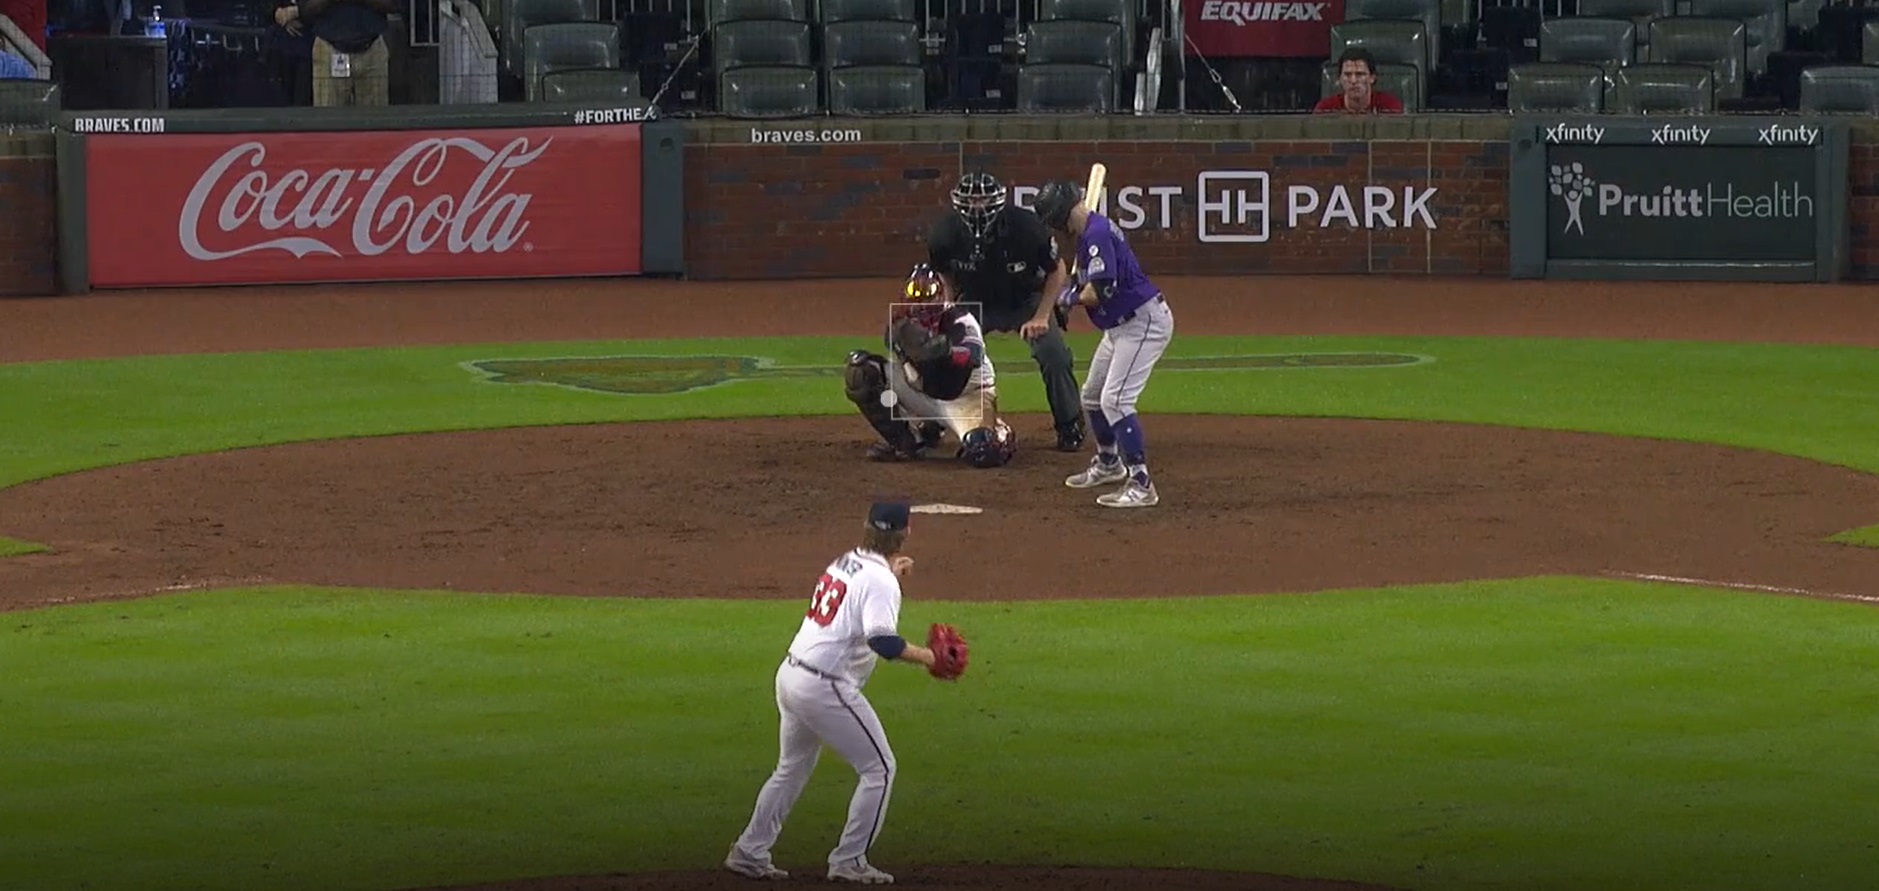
[1185,0,1345,59]
[1012,170,1436,243]
[81,125,645,288]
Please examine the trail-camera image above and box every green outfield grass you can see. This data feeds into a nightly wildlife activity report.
[1829,524,1879,548]
[2,333,1878,891]
[0,535,49,557]
[4,582,1879,891]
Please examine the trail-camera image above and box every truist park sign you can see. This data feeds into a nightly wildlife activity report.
[75,123,648,287]
[1009,170,1438,244]
[1509,115,1850,282]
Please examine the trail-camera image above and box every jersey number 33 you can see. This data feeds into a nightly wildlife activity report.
[807,573,849,626]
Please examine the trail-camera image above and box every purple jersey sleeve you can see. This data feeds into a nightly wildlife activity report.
[1078,216,1121,286]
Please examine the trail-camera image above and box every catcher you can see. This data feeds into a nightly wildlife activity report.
[843,263,1018,468]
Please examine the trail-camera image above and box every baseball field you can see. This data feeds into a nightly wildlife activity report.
[2,276,1877,891]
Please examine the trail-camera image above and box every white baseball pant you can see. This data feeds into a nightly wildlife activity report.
[889,359,999,441]
[1082,297,1175,423]
[730,660,897,871]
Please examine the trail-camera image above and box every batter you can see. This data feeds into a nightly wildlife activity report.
[1031,178,1175,508]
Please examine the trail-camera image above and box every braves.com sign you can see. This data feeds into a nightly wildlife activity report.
[83,125,644,287]
[1185,0,1345,58]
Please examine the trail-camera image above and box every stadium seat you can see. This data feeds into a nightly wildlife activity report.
[1347,0,1444,72]
[823,20,922,68]
[1479,3,1543,63]
[1024,20,1125,68]
[1789,0,1825,39]
[718,65,821,116]
[1540,16,1637,72]
[1016,62,1116,111]
[819,0,918,23]
[1506,60,1606,110]
[1577,0,1677,54]
[1688,0,1786,75]
[1035,0,1134,64]
[828,65,927,113]
[1319,59,1424,109]
[540,67,642,102]
[1612,60,1717,110]
[522,21,622,101]
[1330,19,1431,91]
[711,19,814,77]
[1797,62,1879,111]
[1647,16,1749,99]
[709,0,809,26]
[502,0,600,77]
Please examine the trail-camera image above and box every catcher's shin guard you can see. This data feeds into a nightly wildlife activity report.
[844,351,920,458]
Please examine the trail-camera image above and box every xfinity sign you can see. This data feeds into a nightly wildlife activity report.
[1545,123,1604,144]
[1013,170,1438,243]
[1759,123,1819,146]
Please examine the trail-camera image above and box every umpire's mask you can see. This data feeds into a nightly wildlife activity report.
[951,172,1006,242]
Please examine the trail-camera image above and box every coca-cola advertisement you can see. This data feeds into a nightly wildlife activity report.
[84,124,644,287]
[1184,0,1346,58]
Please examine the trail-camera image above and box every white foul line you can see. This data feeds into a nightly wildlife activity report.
[1604,571,1879,605]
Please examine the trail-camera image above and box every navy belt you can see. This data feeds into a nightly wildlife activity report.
[786,654,836,680]
[1116,294,1165,324]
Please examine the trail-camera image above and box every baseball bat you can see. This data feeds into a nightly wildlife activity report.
[1082,162,1107,215]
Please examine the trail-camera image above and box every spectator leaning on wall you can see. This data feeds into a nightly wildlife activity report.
[285,0,396,107]
[1313,48,1404,115]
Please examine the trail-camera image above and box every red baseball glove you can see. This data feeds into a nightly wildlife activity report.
[926,623,970,680]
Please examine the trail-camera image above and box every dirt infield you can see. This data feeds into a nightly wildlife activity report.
[2,275,1877,891]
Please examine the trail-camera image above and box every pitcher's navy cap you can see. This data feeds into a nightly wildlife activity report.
[868,501,911,532]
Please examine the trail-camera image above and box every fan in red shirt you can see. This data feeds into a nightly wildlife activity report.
[1313,48,1405,114]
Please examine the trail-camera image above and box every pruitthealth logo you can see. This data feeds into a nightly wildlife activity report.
[1548,162,1814,235]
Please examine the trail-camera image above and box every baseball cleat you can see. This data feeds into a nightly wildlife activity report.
[828,859,894,884]
[1064,457,1128,489]
[1097,479,1159,508]
[866,442,924,462]
[723,855,790,880]
[1054,426,1086,452]
[916,421,947,451]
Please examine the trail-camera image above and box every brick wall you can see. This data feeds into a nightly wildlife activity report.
[684,139,1509,280]
[1849,142,1878,279]
[0,135,57,296]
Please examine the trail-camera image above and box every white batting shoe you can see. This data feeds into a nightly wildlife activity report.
[1065,456,1128,489]
[723,854,789,880]
[1097,478,1160,508]
[828,858,895,884]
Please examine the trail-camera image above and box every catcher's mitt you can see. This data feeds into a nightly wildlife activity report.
[890,313,951,364]
[926,623,970,680]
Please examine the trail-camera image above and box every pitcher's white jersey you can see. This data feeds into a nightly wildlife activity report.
[787,548,903,688]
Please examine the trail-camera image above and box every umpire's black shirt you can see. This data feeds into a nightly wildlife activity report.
[926,206,1058,326]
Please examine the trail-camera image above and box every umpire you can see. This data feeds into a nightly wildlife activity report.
[927,171,1086,451]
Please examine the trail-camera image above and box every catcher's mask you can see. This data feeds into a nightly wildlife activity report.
[1032,179,1083,231]
[950,172,1007,242]
[960,420,1015,468]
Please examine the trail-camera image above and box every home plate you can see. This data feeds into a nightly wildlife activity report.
[911,503,983,515]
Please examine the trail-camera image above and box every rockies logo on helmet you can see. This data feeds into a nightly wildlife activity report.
[950,172,1006,242]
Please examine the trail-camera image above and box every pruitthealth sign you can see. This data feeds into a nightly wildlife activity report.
[1012,170,1438,244]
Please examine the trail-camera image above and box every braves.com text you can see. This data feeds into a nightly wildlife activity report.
[748,128,865,145]
[70,116,166,134]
